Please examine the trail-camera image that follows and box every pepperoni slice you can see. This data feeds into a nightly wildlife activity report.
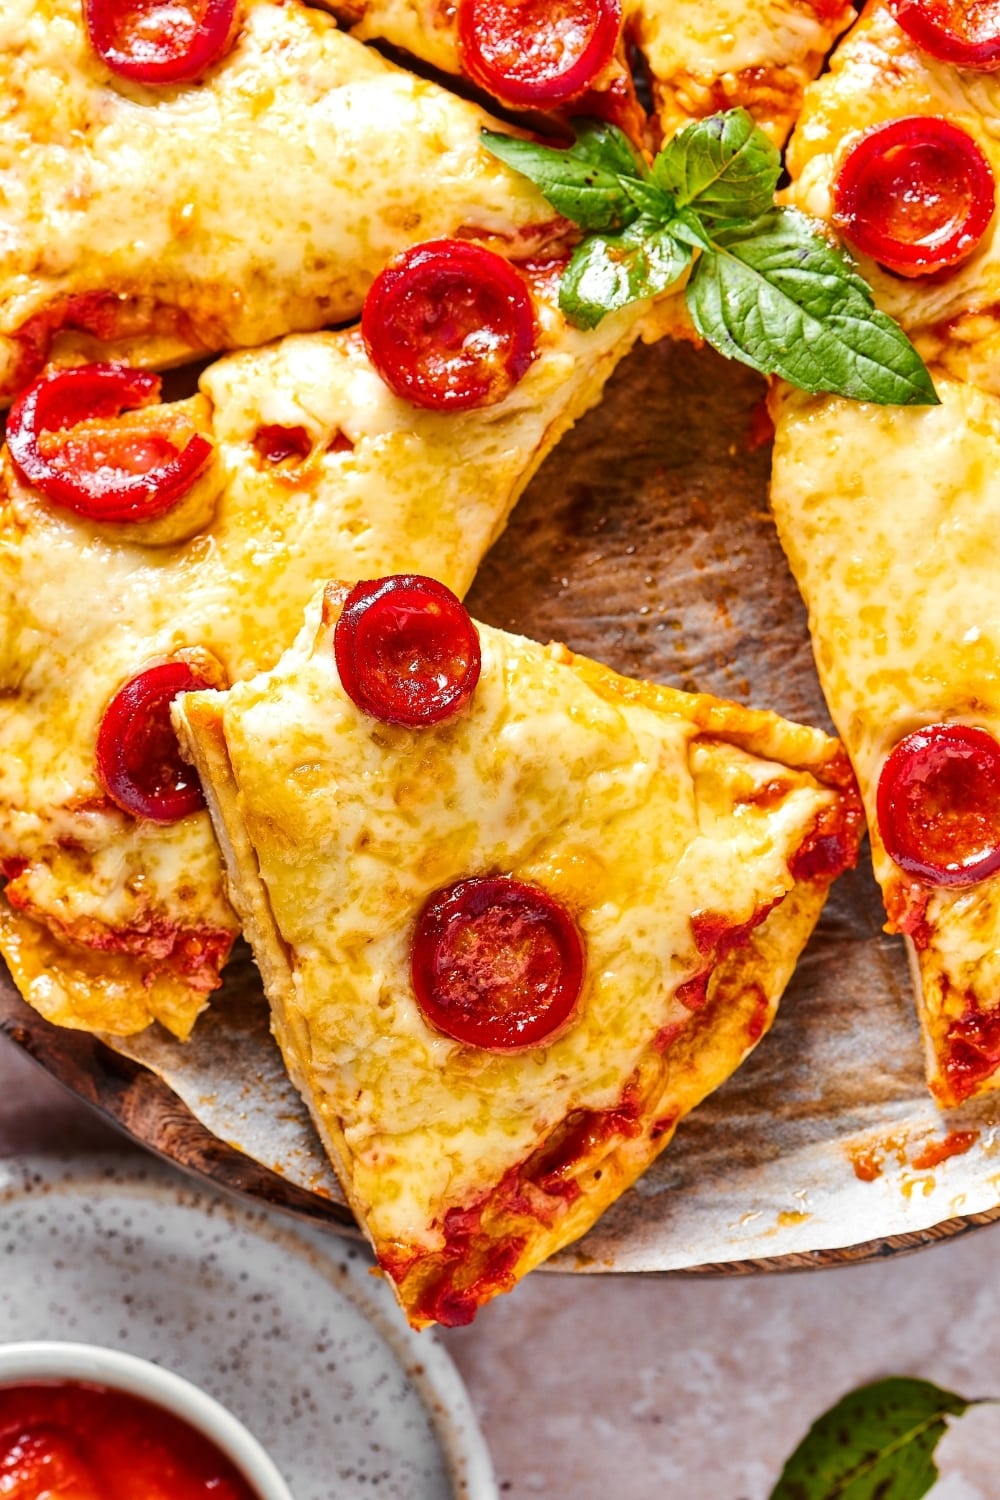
[876,723,1000,887]
[334,575,481,727]
[6,364,213,524]
[458,0,622,106]
[833,117,995,277]
[95,662,212,822]
[84,0,238,86]
[411,877,586,1050]
[361,241,537,412]
[889,0,1000,70]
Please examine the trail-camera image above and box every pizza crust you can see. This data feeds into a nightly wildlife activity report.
[769,374,1000,1107]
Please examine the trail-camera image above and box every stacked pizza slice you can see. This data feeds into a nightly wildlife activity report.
[770,0,1000,1106]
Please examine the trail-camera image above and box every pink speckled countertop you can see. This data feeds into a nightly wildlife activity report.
[4,1035,1000,1500]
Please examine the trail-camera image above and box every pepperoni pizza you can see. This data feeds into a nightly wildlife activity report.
[770,0,1000,1104]
[174,577,861,1326]
[0,263,651,1038]
[0,0,563,405]
[334,0,854,147]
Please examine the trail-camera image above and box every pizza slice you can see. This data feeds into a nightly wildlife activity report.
[174,576,862,1327]
[0,0,565,404]
[784,0,1000,392]
[769,371,1000,1107]
[333,0,853,147]
[0,260,653,1040]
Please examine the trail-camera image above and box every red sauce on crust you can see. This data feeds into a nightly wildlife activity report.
[678,901,779,1011]
[383,1076,646,1326]
[941,1005,1000,1103]
[745,984,770,1043]
[6,297,197,403]
[2,878,233,993]
[788,794,864,884]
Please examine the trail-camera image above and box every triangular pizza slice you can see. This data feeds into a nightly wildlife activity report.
[0,267,649,1039]
[175,577,862,1326]
[0,0,563,403]
[333,0,853,147]
[770,371,1000,1107]
[784,0,1000,393]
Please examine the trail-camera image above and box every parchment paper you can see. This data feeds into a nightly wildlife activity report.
[106,337,1000,1271]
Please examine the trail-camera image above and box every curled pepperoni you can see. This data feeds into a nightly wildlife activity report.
[96,662,212,822]
[334,575,481,727]
[876,723,1000,887]
[889,0,1000,70]
[84,0,238,86]
[411,876,586,1050]
[6,364,213,524]
[458,0,622,106]
[361,241,537,412]
[833,117,995,277]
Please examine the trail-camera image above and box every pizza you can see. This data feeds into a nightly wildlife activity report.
[0,264,650,1039]
[0,0,564,404]
[174,576,862,1326]
[1,0,982,1302]
[769,0,1000,1105]
[784,0,1000,391]
[334,0,854,148]
[769,373,1000,1109]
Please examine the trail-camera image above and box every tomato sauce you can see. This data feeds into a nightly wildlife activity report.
[0,1382,259,1500]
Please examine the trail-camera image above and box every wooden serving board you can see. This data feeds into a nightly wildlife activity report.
[6,335,1000,1271]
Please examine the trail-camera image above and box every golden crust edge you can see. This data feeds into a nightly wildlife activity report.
[172,691,384,1255]
[0,898,211,1040]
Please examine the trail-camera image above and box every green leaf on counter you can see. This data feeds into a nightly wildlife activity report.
[769,1377,982,1500]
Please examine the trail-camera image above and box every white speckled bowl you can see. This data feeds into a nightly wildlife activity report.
[0,1341,293,1499]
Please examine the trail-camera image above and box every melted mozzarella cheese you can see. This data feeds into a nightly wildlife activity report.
[183,599,847,1252]
[0,284,650,1035]
[0,0,557,399]
[786,2,1000,392]
[339,0,852,144]
[770,376,1000,1099]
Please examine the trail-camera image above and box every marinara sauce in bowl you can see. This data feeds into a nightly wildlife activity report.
[0,1342,292,1500]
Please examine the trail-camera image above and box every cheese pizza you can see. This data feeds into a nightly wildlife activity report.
[334,0,854,148]
[0,0,565,405]
[770,373,1000,1107]
[0,263,651,1039]
[785,0,1000,392]
[174,576,862,1326]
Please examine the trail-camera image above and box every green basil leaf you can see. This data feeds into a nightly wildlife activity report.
[481,124,644,233]
[559,221,691,329]
[770,1377,976,1500]
[621,175,675,220]
[565,117,648,178]
[653,107,780,225]
[687,208,940,405]
[665,207,715,255]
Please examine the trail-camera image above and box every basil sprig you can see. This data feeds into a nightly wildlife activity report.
[483,111,939,407]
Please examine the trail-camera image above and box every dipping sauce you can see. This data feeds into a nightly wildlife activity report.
[0,1380,259,1499]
